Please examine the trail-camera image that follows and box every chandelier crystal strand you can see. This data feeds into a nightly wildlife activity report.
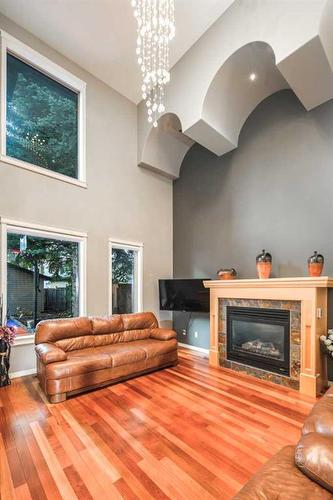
[132,0,175,127]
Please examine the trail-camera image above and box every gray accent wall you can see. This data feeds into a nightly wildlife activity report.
[173,90,333,349]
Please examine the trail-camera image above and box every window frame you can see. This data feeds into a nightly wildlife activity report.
[0,30,86,188]
[0,216,87,345]
[108,238,144,316]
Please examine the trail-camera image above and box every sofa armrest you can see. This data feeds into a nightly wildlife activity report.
[35,343,67,364]
[295,432,333,493]
[150,328,177,341]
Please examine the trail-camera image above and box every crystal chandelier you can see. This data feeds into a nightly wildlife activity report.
[132,0,175,127]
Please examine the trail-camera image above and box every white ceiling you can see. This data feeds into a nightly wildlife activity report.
[0,0,235,103]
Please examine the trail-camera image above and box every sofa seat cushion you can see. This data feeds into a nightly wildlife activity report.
[46,350,111,380]
[44,338,178,380]
[302,386,333,437]
[97,339,177,365]
[96,344,147,367]
[234,445,333,499]
[128,338,178,359]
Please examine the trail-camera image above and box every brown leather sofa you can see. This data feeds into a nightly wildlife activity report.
[235,386,333,499]
[35,312,178,403]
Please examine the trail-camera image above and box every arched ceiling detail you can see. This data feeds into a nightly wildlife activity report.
[138,0,333,180]
[138,113,193,180]
[190,42,288,155]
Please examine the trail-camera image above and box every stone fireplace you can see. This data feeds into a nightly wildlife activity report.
[204,277,333,397]
[226,306,291,376]
[221,299,300,389]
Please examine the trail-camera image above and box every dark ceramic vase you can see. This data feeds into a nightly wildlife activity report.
[0,339,11,387]
[308,251,324,277]
[256,249,272,279]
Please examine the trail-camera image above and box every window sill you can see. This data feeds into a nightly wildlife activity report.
[13,334,35,346]
[0,154,87,189]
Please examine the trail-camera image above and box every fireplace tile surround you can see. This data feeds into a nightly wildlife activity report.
[204,277,333,397]
[219,298,301,389]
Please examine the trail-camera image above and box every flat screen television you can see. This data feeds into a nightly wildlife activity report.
[159,279,210,312]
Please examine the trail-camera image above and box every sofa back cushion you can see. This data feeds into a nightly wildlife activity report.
[35,317,93,345]
[35,312,159,352]
[92,312,158,347]
[122,312,158,331]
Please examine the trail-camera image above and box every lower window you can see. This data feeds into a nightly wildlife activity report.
[110,240,143,315]
[1,221,86,336]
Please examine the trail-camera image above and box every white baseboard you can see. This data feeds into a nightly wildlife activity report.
[10,368,36,379]
[178,342,209,354]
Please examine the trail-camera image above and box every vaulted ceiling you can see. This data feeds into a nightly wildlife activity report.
[0,0,235,103]
[138,0,333,179]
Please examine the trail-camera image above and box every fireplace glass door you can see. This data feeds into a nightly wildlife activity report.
[227,307,290,376]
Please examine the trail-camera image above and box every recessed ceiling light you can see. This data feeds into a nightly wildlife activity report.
[249,73,257,81]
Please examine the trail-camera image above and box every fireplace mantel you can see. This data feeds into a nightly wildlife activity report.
[204,277,333,289]
[204,277,333,397]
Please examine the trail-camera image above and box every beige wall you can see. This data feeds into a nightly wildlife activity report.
[0,15,173,374]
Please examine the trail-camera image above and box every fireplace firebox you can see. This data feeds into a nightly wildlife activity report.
[227,306,290,376]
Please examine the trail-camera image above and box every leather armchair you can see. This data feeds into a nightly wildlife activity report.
[234,386,333,498]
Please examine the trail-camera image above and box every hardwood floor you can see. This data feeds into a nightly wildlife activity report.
[1,348,316,500]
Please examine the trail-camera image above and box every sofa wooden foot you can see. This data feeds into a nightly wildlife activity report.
[49,393,66,403]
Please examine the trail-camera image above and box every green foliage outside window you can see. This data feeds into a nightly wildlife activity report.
[6,54,78,178]
[8,233,78,283]
[7,233,79,329]
[112,249,135,284]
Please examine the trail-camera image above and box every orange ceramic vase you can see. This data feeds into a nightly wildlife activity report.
[256,261,272,279]
[256,249,272,279]
[308,251,324,277]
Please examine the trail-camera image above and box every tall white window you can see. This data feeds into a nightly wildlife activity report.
[109,239,143,315]
[0,31,86,187]
[0,218,87,338]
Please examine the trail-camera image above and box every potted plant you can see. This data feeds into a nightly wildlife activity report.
[0,326,16,387]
